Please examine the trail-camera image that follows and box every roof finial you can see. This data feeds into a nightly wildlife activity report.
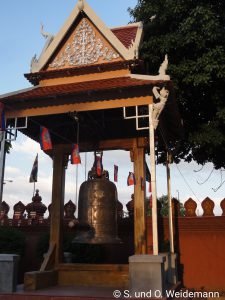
[78,0,84,11]
[40,23,51,39]
[158,54,169,77]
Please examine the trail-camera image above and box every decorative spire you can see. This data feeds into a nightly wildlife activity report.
[152,86,169,129]
[30,23,54,72]
[78,0,84,11]
[40,23,52,40]
[158,54,169,77]
[25,189,47,218]
[130,54,170,81]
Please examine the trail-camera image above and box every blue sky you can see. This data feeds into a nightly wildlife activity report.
[0,0,224,217]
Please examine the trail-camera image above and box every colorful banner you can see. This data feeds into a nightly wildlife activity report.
[127,172,136,186]
[71,144,81,164]
[29,154,38,183]
[114,165,118,182]
[40,127,52,151]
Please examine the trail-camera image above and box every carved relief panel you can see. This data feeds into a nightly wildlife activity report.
[48,18,120,69]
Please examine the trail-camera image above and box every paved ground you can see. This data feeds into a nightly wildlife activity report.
[0,285,167,299]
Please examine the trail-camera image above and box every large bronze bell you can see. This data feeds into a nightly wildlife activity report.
[73,152,121,244]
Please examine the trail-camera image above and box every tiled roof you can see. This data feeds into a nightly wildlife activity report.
[111,26,138,49]
[2,77,157,102]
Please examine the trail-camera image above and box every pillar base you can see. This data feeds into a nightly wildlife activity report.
[0,254,20,293]
[24,270,58,291]
[162,252,178,285]
[167,253,178,285]
[129,254,166,297]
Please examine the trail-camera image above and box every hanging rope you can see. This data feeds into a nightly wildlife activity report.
[158,125,202,205]
[74,114,80,211]
[85,152,87,181]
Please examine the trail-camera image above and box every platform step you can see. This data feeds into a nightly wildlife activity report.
[58,263,129,289]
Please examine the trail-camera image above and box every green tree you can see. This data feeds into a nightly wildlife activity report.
[157,195,185,217]
[146,195,185,216]
[129,0,225,169]
[0,227,26,256]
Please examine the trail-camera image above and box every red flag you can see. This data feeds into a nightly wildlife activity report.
[114,165,118,182]
[127,172,136,186]
[0,103,5,131]
[40,127,52,151]
[95,156,103,176]
[71,144,81,165]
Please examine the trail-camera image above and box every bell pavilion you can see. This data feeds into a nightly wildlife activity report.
[0,0,183,296]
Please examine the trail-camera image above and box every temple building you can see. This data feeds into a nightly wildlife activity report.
[0,0,183,295]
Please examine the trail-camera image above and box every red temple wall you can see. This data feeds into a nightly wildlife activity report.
[147,216,225,291]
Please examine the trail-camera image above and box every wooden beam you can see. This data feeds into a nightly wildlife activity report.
[6,96,153,118]
[132,146,147,254]
[40,244,56,272]
[49,146,67,267]
[84,137,148,151]
[45,137,148,155]
[40,69,130,86]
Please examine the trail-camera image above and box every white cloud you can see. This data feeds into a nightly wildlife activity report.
[13,137,40,155]
[5,166,20,176]
[11,136,52,166]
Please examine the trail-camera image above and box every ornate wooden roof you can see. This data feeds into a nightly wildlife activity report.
[0,0,183,148]
[30,0,143,73]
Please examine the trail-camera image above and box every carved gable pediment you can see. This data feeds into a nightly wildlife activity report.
[47,18,121,70]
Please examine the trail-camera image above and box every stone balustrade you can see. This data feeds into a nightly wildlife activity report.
[1,192,225,227]
[0,190,125,226]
